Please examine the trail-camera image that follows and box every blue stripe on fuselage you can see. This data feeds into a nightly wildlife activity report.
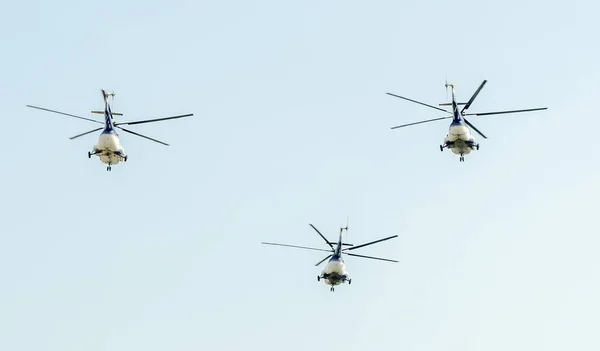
[450,87,462,123]
[452,100,462,123]
[103,105,117,134]
[329,254,344,263]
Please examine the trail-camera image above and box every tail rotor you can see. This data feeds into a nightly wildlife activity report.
[445,74,449,102]
[341,216,349,234]
[340,216,350,245]
[108,90,116,105]
[101,89,116,105]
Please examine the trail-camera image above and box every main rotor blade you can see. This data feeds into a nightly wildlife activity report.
[461,80,487,114]
[116,127,169,146]
[115,113,193,126]
[344,252,398,263]
[386,93,451,114]
[26,105,103,124]
[464,107,548,116]
[463,118,487,139]
[316,254,333,266]
[343,235,398,252]
[261,242,333,253]
[309,224,334,250]
[69,127,103,140]
[390,116,453,130]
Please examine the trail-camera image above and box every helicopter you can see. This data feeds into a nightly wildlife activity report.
[26,89,193,171]
[262,222,398,292]
[386,80,548,162]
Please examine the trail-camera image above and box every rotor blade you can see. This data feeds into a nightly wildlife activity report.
[116,127,169,146]
[330,242,353,247]
[464,107,548,116]
[261,242,333,253]
[26,105,103,124]
[343,235,398,252]
[463,118,487,139]
[315,254,333,266]
[69,127,103,140]
[461,80,487,114]
[115,113,193,126]
[390,116,453,130]
[309,224,334,250]
[344,252,398,263]
[386,93,451,114]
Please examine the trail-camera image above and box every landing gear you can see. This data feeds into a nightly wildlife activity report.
[459,155,464,162]
[317,276,320,282]
[107,165,112,171]
[439,145,444,152]
[476,144,480,150]
[330,287,335,292]
[348,279,352,285]
[124,156,128,162]
[88,152,91,159]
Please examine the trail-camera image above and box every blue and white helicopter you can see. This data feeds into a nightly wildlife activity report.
[26,90,193,171]
[262,222,398,292]
[386,80,548,162]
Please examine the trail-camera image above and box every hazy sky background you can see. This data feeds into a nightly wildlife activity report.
[1,0,599,350]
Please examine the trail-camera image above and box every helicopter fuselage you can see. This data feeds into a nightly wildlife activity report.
[320,255,350,286]
[90,92,128,170]
[444,120,477,156]
[93,129,126,166]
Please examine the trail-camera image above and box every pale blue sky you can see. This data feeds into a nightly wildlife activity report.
[1,0,599,350]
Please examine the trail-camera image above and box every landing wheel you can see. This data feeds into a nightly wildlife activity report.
[348,279,352,285]
[124,156,128,162]
[88,152,91,159]
[476,144,480,150]
[330,287,334,292]
[459,156,464,162]
[317,276,320,282]
[440,145,444,152]
[107,166,111,171]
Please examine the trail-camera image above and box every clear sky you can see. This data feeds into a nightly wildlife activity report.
[1,0,599,350]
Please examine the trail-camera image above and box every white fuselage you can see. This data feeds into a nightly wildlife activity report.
[321,259,349,286]
[94,132,125,165]
[444,123,475,155]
